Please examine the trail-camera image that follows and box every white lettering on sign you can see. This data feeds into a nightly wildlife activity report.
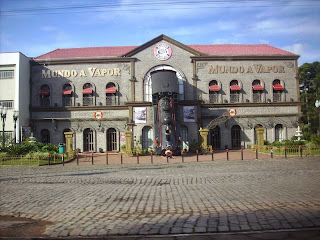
[41,68,121,78]
[208,64,285,74]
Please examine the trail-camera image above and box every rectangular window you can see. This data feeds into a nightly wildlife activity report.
[0,70,14,79]
[0,100,14,109]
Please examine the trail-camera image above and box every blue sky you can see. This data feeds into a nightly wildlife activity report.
[1,0,319,65]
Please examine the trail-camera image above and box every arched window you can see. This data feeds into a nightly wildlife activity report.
[209,80,220,103]
[180,125,189,151]
[231,125,241,149]
[40,129,50,144]
[142,126,153,150]
[273,79,284,102]
[107,128,117,151]
[275,124,283,142]
[209,126,221,149]
[62,84,73,106]
[252,80,264,103]
[230,80,241,103]
[83,128,94,152]
[82,83,94,106]
[105,82,117,105]
[144,65,184,102]
[39,84,50,107]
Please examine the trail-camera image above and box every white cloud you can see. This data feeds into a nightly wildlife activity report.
[283,43,306,55]
[282,43,320,65]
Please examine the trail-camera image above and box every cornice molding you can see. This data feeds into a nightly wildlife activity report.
[31,105,129,112]
[202,101,302,108]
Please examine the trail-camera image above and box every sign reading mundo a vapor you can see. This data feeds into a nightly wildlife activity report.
[208,64,286,74]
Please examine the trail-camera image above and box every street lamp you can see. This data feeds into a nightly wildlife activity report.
[315,100,320,135]
[0,106,8,148]
[13,109,19,144]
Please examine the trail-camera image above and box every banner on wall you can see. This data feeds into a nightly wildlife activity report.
[134,107,147,124]
[21,126,32,141]
[183,106,196,122]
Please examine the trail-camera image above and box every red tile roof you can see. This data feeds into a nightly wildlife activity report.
[35,46,137,59]
[189,44,294,56]
[34,44,294,60]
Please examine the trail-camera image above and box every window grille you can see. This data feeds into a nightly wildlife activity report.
[253,92,263,103]
[230,93,240,103]
[0,70,14,79]
[0,100,14,109]
[273,92,282,102]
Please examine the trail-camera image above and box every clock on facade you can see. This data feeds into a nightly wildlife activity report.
[154,43,172,61]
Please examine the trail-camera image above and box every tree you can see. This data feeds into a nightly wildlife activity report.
[299,61,320,135]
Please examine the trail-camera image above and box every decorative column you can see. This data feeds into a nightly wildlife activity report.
[199,129,209,151]
[124,130,133,155]
[255,128,265,150]
[64,132,74,154]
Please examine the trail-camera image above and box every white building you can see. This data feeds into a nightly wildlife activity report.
[0,52,30,145]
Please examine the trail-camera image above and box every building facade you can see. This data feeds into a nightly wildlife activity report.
[0,52,30,145]
[31,35,300,152]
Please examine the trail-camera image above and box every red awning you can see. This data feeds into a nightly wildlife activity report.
[105,87,116,94]
[82,88,93,94]
[39,89,50,95]
[273,84,284,91]
[252,84,264,91]
[230,85,241,91]
[62,89,72,95]
[209,85,220,91]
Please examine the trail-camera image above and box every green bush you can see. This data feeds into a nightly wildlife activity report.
[310,135,320,145]
[120,144,126,152]
[41,144,58,153]
[189,140,202,153]
[264,140,271,145]
[0,139,59,156]
[0,152,8,158]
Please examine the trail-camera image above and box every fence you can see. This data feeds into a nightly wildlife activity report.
[0,153,73,166]
[1,146,319,167]
[248,145,320,158]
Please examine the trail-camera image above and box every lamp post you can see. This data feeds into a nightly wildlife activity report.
[315,100,320,135]
[0,106,8,148]
[13,109,19,144]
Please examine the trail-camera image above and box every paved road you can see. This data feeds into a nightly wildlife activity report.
[0,157,319,238]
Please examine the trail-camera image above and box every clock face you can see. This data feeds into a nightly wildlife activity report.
[154,43,172,61]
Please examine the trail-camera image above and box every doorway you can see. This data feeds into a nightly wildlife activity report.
[231,125,241,149]
[83,128,94,152]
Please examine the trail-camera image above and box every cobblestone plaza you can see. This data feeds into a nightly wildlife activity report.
[0,157,319,237]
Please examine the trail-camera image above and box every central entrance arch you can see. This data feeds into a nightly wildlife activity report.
[144,65,185,102]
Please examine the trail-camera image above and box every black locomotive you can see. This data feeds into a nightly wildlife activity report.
[151,70,181,156]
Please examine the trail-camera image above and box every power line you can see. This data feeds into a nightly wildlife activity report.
[1,0,319,16]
